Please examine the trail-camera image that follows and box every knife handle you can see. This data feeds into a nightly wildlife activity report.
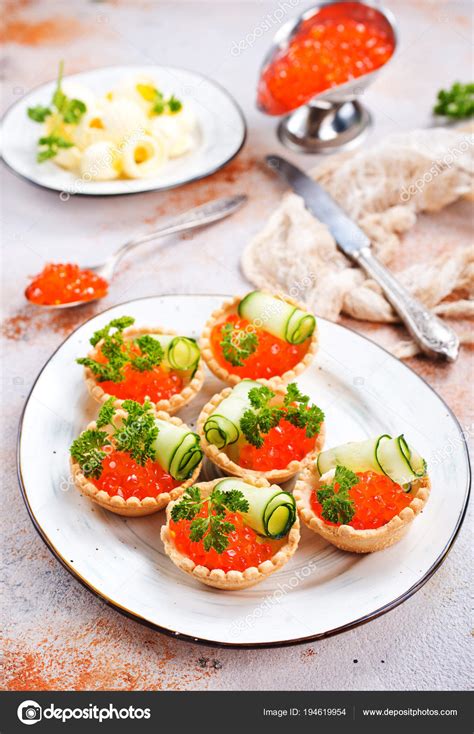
[353,247,459,362]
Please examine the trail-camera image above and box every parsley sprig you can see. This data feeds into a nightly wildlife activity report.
[70,427,111,479]
[77,316,164,382]
[433,82,474,119]
[171,486,249,553]
[239,383,324,449]
[317,465,358,525]
[220,322,258,367]
[27,62,87,163]
[136,83,183,115]
[70,399,158,478]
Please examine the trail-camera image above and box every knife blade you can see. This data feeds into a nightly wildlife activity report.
[265,154,459,362]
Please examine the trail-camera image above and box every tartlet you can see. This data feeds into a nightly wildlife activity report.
[197,380,325,483]
[161,477,300,590]
[200,290,318,387]
[294,435,431,553]
[70,406,202,517]
[80,320,204,415]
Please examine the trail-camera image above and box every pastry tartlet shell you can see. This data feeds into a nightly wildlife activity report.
[161,478,300,590]
[70,409,202,517]
[199,292,318,387]
[294,464,431,553]
[82,325,205,415]
[197,383,325,483]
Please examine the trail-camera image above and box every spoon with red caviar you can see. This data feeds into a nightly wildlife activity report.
[25,194,247,309]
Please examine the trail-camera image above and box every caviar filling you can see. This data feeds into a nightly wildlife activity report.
[210,314,309,379]
[90,448,179,500]
[169,508,283,572]
[311,470,413,530]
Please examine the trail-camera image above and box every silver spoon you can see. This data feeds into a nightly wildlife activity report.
[27,194,247,310]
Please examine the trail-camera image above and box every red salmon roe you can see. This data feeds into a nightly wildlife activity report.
[239,417,316,471]
[311,470,412,529]
[258,2,395,115]
[91,449,178,500]
[25,263,108,305]
[169,508,282,572]
[210,314,309,379]
[99,362,183,403]
[92,343,183,403]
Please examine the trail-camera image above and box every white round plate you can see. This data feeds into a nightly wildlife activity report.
[18,295,470,647]
[1,66,246,196]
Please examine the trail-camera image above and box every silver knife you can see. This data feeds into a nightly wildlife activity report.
[266,155,459,362]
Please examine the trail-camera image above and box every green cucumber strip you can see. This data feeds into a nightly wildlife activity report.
[377,435,426,485]
[238,291,315,345]
[317,435,391,476]
[398,435,426,476]
[139,334,200,373]
[153,419,202,480]
[215,478,296,539]
[203,379,261,449]
[317,435,426,486]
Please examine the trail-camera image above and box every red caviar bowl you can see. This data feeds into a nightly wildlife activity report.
[294,463,431,553]
[257,1,398,116]
[161,478,301,590]
[199,292,318,388]
[197,382,325,483]
[81,325,205,416]
[70,409,202,517]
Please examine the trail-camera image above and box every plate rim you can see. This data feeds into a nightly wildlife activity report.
[16,294,472,649]
[1,63,247,198]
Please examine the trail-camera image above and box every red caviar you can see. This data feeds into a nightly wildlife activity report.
[239,417,316,471]
[91,448,178,500]
[210,314,309,379]
[170,508,281,572]
[311,470,412,530]
[93,344,183,403]
[99,363,183,403]
[258,2,395,115]
[25,263,108,306]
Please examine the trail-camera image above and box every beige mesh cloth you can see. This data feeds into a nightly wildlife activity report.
[242,128,473,358]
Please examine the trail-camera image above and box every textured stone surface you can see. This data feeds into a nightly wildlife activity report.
[1,0,472,691]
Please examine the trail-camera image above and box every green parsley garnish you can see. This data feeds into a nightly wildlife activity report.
[70,399,158,478]
[239,383,324,449]
[70,429,111,479]
[27,61,87,162]
[171,485,249,553]
[37,134,73,162]
[433,82,474,119]
[96,396,116,429]
[137,83,183,116]
[27,105,52,123]
[317,465,358,525]
[113,399,158,465]
[220,322,258,367]
[76,316,164,383]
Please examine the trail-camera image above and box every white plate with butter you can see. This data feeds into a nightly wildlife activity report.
[1,66,246,196]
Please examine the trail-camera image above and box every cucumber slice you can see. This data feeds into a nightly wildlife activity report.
[377,435,426,486]
[203,379,261,449]
[238,291,315,345]
[153,419,202,480]
[139,334,200,375]
[215,478,296,539]
[317,435,391,476]
[317,434,426,486]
